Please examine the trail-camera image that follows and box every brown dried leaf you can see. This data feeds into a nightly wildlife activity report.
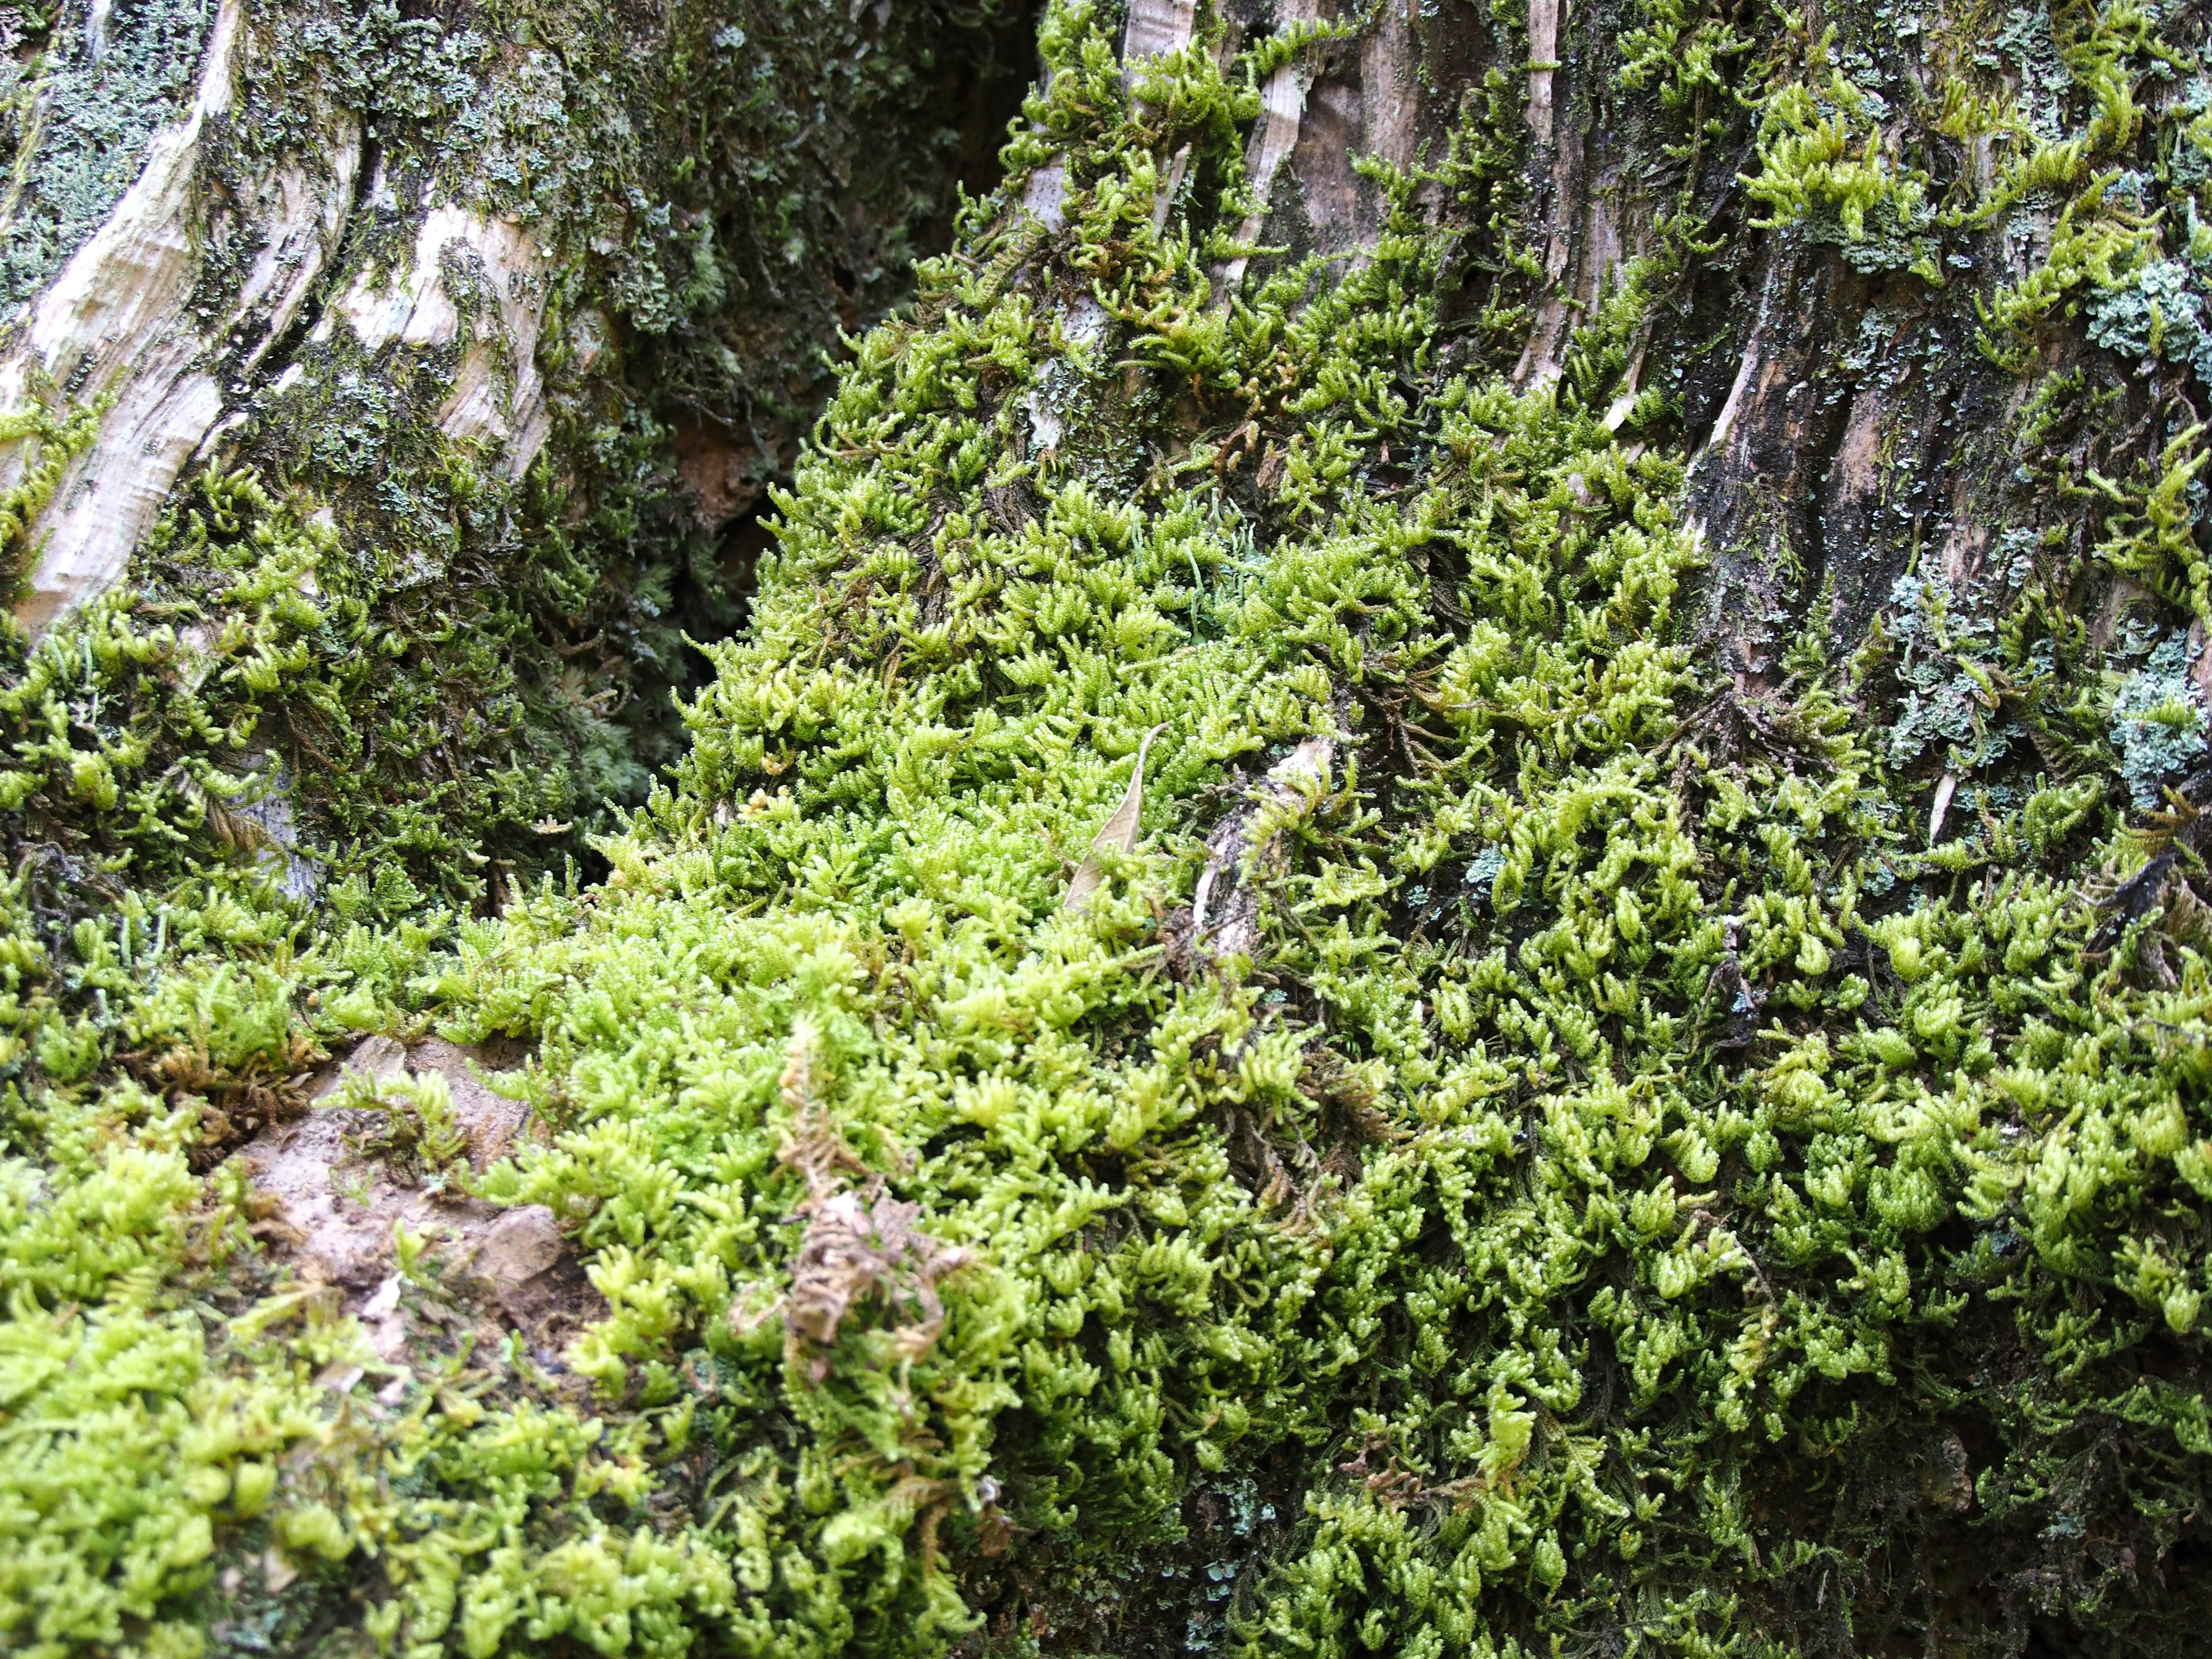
[766,1018,972,1378]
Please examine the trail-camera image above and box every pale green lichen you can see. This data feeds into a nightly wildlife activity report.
[0,0,213,313]
[2109,632,2207,808]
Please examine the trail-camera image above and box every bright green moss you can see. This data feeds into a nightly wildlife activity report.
[1743,55,1942,281]
[14,0,2212,1654]
[383,7,2212,1653]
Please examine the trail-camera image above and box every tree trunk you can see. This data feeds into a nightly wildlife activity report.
[9,2,2212,1658]
[0,0,1035,897]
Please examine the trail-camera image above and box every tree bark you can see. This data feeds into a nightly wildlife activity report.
[0,0,1036,889]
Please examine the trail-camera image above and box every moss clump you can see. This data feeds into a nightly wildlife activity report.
[334,6,2212,1653]
[20,0,2212,1656]
[1745,54,1942,281]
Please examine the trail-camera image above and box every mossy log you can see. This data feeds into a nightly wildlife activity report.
[10,2,2212,1658]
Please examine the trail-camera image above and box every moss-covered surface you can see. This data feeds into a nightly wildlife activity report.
[228,0,1032,899]
[0,0,216,310]
[21,0,2212,1655]
[3,0,1037,908]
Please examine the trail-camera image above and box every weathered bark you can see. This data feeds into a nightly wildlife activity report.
[0,0,1037,893]
[2,0,1036,623]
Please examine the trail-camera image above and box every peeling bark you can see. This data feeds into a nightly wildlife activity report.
[2,0,361,633]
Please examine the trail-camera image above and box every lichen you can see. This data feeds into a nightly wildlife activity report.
[2110,631,2207,808]
[0,0,214,313]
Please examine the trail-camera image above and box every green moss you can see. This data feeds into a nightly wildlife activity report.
[295,6,2212,1652]
[1743,52,1943,281]
[20,0,2212,1654]
[0,396,102,592]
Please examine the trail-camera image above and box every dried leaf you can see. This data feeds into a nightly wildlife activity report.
[776,1019,865,1202]
[1065,723,1166,911]
[767,1018,971,1378]
[1928,769,1957,846]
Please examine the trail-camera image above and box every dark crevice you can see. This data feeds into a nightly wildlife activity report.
[673,502,772,696]
[1798,336,1863,637]
[628,0,1041,714]
[241,127,382,406]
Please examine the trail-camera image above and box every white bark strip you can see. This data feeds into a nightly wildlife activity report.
[1021,164,1068,230]
[1928,771,1958,846]
[1703,326,1767,460]
[1527,0,1565,141]
[2,0,361,637]
[1216,0,1319,294]
[323,203,553,477]
[1683,262,1782,554]
[1122,0,1196,64]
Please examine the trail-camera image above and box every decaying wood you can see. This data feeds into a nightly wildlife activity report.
[1185,734,1335,965]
